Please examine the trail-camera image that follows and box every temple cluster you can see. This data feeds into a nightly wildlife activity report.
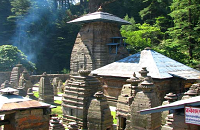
[0,10,200,130]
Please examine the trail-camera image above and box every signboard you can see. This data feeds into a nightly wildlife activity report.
[185,106,200,125]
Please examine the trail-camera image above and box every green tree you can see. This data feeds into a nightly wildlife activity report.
[0,45,35,71]
[165,0,200,66]
[139,0,172,24]
[121,16,163,54]
[0,0,14,45]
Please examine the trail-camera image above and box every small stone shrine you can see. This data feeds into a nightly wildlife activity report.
[68,9,130,75]
[129,76,161,130]
[0,87,51,130]
[38,72,54,104]
[62,70,101,129]
[139,84,200,130]
[116,72,140,130]
[87,91,113,130]
[10,64,25,88]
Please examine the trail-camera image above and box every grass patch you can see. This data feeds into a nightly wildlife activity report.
[52,100,63,117]
[33,91,39,98]
[33,91,63,117]
[58,92,63,95]
[111,111,117,124]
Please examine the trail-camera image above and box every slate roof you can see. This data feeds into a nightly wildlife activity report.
[91,48,200,79]
[0,88,51,113]
[67,11,131,25]
[139,96,200,115]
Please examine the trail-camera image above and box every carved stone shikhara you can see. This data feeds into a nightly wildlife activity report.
[69,12,129,75]
[62,70,101,129]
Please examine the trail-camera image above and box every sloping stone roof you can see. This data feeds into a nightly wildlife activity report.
[67,11,131,25]
[0,87,50,113]
[91,48,200,79]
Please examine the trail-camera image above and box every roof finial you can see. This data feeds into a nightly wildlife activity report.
[98,6,103,12]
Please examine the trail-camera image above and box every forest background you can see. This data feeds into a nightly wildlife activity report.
[0,0,200,74]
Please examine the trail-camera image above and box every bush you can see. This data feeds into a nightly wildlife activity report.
[0,45,36,71]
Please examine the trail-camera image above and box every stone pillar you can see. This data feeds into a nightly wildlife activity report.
[87,91,113,130]
[58,79,64,93]
[38,72,54,104]
[10,64,25,88]
[62,70,101,129]
[129,76,161,130]
[52,77,60,96]
[116,72,141,130]
[18,70,33,97]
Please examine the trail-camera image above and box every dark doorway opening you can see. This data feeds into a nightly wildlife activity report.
[119,117,126,130]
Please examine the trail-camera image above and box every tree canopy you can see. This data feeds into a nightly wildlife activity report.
[0,45,35,71]
[0,0,199,73]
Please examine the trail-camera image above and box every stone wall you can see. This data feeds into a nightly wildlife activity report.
[0,71,11,85]
[4,108,50,130]
[30,74,70,84]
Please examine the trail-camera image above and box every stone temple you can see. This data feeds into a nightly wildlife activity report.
[68,9,130,75]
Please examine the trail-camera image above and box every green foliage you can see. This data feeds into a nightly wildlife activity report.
[61,68,70,74]
[0,0,200,73]
[33,91,39,98]
[111,111,117,124]
[10,0,30,16]
[0,45,35,71]
[52,100,63,117]
[165,0,200,67]
[139,0,172,24]
[121,16,163,54]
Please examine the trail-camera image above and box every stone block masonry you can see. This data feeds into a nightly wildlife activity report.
[62,70,101,129]
[4,108,50,130]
